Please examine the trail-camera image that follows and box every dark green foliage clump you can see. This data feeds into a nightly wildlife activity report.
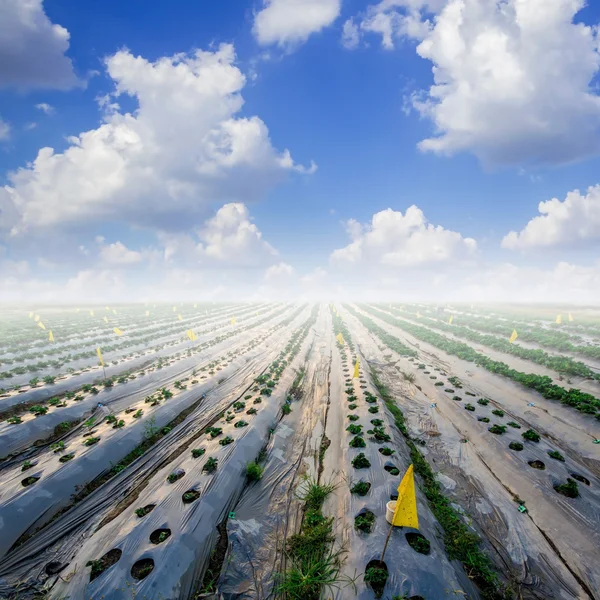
[478,398,490,406]
[478,417,490,423]
[554,478,579,498]
[488,424,506,435]
[379,447,395,456]
[354,510,376,533]
[522,429,540,442]
[219,436,234,446]
[246,461,264,481]
[547,450,565,462]
[507,421,521,429]
[464,403,475,411]
[347,414,359,421]
[192,448,206,458]
[352,453,371,469]
[509,442,523,451]
[203,457,218,473]
[350,481,371,496]
[368,406,379,414]
[491,409,504,417]
[346,424,363,435]
[349,436,366,448]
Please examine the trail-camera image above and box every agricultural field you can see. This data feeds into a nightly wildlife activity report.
[0,302,598,600]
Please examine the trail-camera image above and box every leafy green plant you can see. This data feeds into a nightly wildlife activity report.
[21,460,34,471]
[368,406,379,414]
[7,415,22,424]
[246,461,264,481]
[83,436,100,446]
[464,403,475,411]
[219,436,234,446]
[547,450,565,462]
[350,481,371,496]
[507,421,521,429]
[349,436,366,448]
[554,478,579,498]
[51,441,65,453]
[282,404,292,415]
[346,424,363,435]
[29,405,48,416]
[522,429,540,442]
[192,448,206,458]
[207,426,222,438]
[203,457,218,473]
[354,510,376,533]
[478,416,490,423]
[352,453,371,469]
[59,453,75,463]
[364,566,388,598]
[478,398,490,406]
[167,470,184,483]
[488,424,506,435]
[491,409,504,417]
[509,442,523,451]
[379,447,395,456]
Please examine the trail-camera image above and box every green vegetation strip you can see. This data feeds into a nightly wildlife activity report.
[384,305,595,380]
[362,305,599,419]
[401,305,600,362]
[371,369,510,600]
[344,305,417,357]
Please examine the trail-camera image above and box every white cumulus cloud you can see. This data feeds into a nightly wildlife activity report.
[35,102,55,115]
[99,241,143,265]
[253,0,342,48]
[331,205,477,267]
[1,44,313,237]
[347,0,600,167]
[502,184,600,250]
[0,0,77,90]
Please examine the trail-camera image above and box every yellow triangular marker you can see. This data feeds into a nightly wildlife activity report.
[392,464,419,528]
[96,347,104,366]
[113,328,124,336]
[509,330,518,344]
[178,314,183,321]
[103,316,109,324]
[34,314,40,322]
[48,330,54,342]
[568,312,573,322]
[448,315,453,325]
[353,359,360,379]
[38,321,46,330]
[336,333,344,345]
[556,314,562,324]
[29,311,33,318]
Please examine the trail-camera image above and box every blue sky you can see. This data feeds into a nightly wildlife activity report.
[1,0,600,303]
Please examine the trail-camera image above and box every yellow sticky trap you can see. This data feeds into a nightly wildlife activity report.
[34,314,40,322]
[509,329,518,344]
[103,316,109,323]
[336,333,344,345]
[178,314,183,321]
[48,330,54,342]
[556,314,562,324]
[353,360,360,379]
[568,312,573,322]
[38,321,46,330]
[448,315,453,325]
[113,328,123,336]
[96,347,104,366]
[392,464,419,528]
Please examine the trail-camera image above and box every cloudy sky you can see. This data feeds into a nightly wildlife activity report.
[1,0,600,304]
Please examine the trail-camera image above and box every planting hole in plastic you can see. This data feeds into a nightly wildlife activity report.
[570,473,590,485]
[406,532,431,555]
[88,548,122,582]
[528,460,545,470]
[131,557,154,581]
[364,559,388,599]
[150,528,171,545]
[182,489,201,504]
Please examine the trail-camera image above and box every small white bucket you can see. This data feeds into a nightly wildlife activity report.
[385,501,397,525]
